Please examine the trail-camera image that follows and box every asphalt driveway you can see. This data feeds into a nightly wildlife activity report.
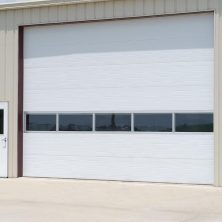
[0,178,222,222]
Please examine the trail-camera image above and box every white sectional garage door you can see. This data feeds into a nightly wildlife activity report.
[23,13,214,184]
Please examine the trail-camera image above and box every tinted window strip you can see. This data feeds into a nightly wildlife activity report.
[25,112,214,133]
[175,113,213,132]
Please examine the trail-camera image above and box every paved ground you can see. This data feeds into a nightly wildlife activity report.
[0,178,222,222]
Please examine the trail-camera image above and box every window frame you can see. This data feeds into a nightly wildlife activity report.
[24,111,214,134]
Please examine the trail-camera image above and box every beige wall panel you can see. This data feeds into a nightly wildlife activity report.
[75,3,85,20]
[95,1,105,19]
[67,4,76,21]
[23,8,31,25]
[39,7,49,24]
[209,0,218,10]
[31,8,41,24]
[114,0,124,17]
[198,0,208,11]
[86,2,95,20]
[186,0,198,11]
[154,0,165,14]
[175,0,187,12]
[123,0,134,17]
[165,0,175,14]
[104,0,114,18]
[214,9,220,186]
[134,0,144,16]
[144,0,154,15]
[216,0,222,186]
[5,10,16,177]
[48,6,58,23]
[58,5,68,22]
[0,11,6,100]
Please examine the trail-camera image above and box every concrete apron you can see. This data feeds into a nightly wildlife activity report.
[0,178,221,222]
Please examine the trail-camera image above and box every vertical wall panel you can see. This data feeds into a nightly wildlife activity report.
[0,11,6,100]
[187,0,198,11]
[124,0,135,17]
[214,0,222,186]
[5,10,15,177]
[58,5,68,22]
[208,0,218,10]
[214,4,220,186]
[134,0,144,16]
[95,2,105,19]
[114,0,124,17]
[86,2,95,20]
[144,0,154,15]
[175,0,187,12]
[104,0,114,18]
[48,6,58,23]
[31,8,40,24]
[154,0,165,14]
[23,8,31,25]
[67,4,76,22]
[76,3,85,21]
[165,0,175,14]
[198,0,208,11]
[39,6,49,24]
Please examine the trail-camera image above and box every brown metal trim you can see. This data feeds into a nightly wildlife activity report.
[18,26,24,177]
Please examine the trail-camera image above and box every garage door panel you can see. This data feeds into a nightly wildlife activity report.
[24,134,213,160]
[24,48,213,71]
[24,86,213,112]
[24,155,213,184]
[24,14,213,59]
[23,13,214,184]
[25,61,213,90]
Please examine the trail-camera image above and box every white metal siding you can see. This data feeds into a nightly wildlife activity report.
[23,13,214,184]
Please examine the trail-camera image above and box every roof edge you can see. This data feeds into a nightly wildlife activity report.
[0,0,106,10]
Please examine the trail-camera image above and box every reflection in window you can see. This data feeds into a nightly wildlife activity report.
[175,113,213,132]
[96,114,131,131]
[0,110,3,134]
[26,114,56,131]
[59,114,92,131]
[134,114,172,132]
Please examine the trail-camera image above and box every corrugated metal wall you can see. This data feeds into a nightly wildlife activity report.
[0,0,221,184]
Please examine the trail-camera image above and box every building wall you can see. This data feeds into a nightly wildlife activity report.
[0,0,221,185]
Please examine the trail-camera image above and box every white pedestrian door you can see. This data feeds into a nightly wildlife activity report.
[0,102,8,177]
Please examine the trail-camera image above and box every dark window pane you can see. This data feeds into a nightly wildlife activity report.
[0,110,3,134]
[96,114,131,131]
[134,114,172,132]
[26,114,56,131]
[175,113,213,132]
[59,114,92,131]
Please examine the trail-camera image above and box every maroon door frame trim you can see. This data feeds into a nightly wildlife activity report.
[18,26,24,177]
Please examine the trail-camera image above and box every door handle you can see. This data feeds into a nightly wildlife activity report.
[1,138,7,148]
